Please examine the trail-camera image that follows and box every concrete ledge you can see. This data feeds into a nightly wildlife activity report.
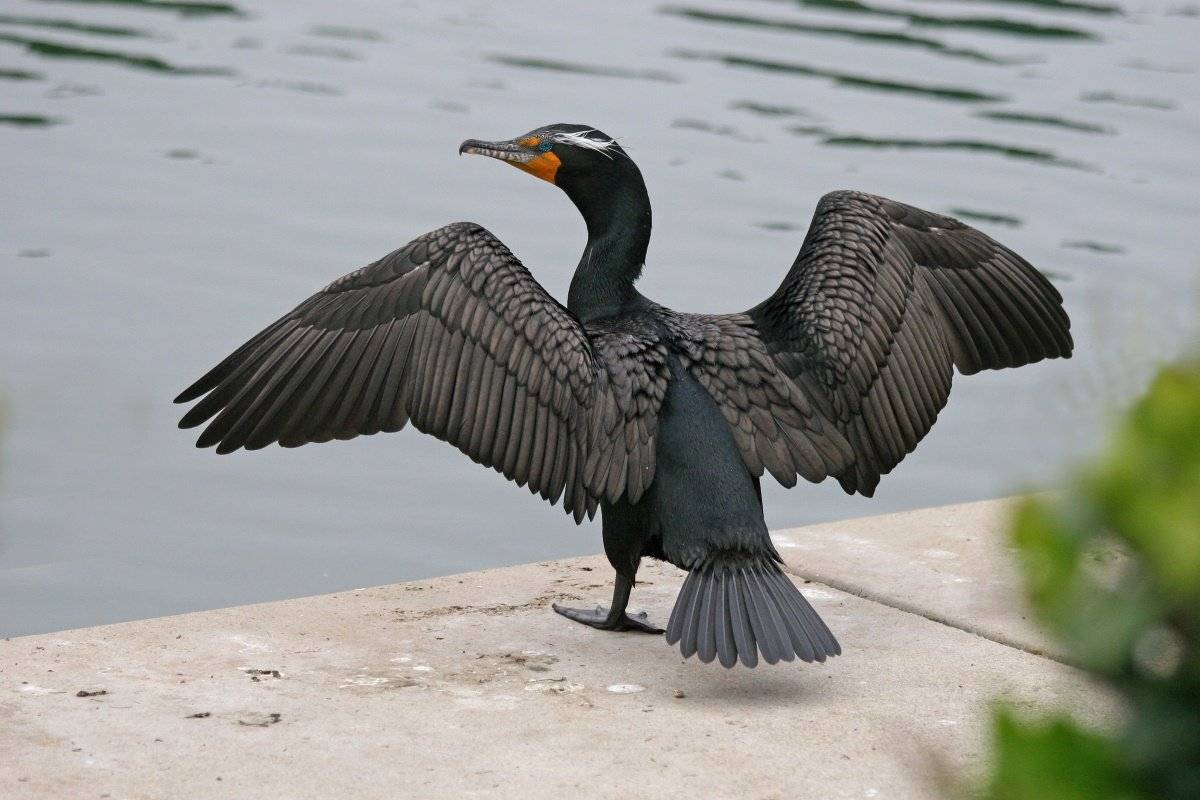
[773,496,1061,661]
[2,498,1113,799]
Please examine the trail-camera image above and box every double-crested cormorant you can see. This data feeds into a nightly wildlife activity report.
[176,123,1072,668]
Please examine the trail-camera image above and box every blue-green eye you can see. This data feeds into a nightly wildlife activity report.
[538,140,553,152]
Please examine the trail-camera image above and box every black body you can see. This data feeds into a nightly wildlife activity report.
[177,123,1073,667]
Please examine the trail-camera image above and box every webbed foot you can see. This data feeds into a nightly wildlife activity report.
[552,603,664,634]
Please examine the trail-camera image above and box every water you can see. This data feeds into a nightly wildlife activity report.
[2,0,1197,637]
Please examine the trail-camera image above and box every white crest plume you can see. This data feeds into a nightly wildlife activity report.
[551,129,620,159]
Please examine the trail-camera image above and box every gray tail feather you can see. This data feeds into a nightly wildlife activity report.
[665,555,840,668]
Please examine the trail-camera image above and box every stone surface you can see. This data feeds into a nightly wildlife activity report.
[772,496,1061,660]
[1,499,1112,800]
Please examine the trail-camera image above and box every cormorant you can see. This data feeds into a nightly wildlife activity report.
[176,123,1073,668]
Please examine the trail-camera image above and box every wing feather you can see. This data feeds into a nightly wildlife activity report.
[665,312,854,488]
[176,222,665,520]
[747,190,1072,495]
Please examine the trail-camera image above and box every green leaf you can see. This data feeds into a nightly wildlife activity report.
[1011,498,1159,675]
[979,358,1200,800]
[1087,363,1200,611]
[986,708,1144,800]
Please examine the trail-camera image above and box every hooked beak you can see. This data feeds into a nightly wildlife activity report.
[458,137,536,165]
[459,136,561,185]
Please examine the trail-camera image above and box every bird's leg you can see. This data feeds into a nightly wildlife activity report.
[552,572,663,634]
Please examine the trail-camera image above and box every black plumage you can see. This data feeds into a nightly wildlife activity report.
[177,123,1072,667]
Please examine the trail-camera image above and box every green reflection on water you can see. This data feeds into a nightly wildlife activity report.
[0,113,63,126]
[32,0,243,17]
[822,134,1092,169]
[1080,91,1175,110]
[308,25,386,43]
[248,77,343,96]
[676,50,1007,102]
[976,109,1115,134]
[662,7,1023,65]
[1063,239,1126,253]
[912,0,1120,16]
[791,0,1099,39]
[947,208,1023,227]
[0,13,150,37]
[0,67,44,80]
[788,126,1095,170]
[0,32,234,75]
[671,117,761,141]
[729,100,813,118]
[487,54,681,83]
[283,44,362,62]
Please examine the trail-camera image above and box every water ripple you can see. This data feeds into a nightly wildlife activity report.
[824,135,1094,170]
[947,207,1023,227]
[284,44,361,62]
[0,112,64,126]
[729,100,814,118]
[1080,90,1176,110]
[675,49,1006,102]
[788,125,1095,170]
[246,77,342,96]
[1063,239,1125,253]
[661,6,1023,65]
[0,67,45,80]
[487,54,681,83]
[308,25,386,43]
[791,0,1099,40]
[1120,58,1195,74]
[755,220,804,231]
[671,117,762,141]
[0,32,233,75]
[911,0,1120,16]
[975,109,1115,134]
[0,13,150,37]
[32,0,243,17]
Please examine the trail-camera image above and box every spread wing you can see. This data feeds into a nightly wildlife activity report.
[745,190,1073,496]
[175,222,665,522]
[669,312,855,488]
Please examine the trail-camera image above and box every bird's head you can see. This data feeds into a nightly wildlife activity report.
[459,123,640,213]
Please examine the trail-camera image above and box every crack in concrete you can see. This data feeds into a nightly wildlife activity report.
[782,564,1076,669]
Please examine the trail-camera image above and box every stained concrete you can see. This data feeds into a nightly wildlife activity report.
[2,498,1112,799]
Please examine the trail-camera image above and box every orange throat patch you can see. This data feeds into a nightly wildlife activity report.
[515,151,561,184]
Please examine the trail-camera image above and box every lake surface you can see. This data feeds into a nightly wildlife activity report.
[2,0,1197,636]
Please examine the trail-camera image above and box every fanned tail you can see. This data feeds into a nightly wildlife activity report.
[665,554,840,668]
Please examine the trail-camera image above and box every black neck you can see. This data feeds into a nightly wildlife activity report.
[565,171,652,323]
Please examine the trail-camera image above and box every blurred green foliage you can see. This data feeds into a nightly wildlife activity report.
[981,360,1200,800]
